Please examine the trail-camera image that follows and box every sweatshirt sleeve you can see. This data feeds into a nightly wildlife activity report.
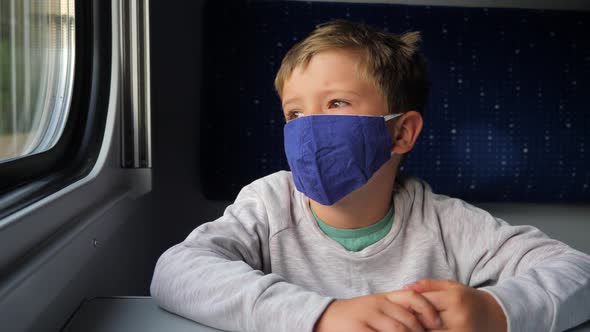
[150,184,335,332]
[438,198,590,332]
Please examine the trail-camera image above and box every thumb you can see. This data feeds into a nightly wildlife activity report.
[407,279,461,293]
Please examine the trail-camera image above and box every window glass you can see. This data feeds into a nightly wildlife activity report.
[0,0,75,162]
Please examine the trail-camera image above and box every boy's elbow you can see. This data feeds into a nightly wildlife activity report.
[149,253,167,305]
[149,276,161,304]
[149,244,183,305]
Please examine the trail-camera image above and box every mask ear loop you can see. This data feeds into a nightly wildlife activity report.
[383,112,404,122]
[384,113,404,155]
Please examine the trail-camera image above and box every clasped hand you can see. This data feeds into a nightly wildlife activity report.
[314,279,507,332]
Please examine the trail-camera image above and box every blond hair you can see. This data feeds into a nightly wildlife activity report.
[274,20,430,115]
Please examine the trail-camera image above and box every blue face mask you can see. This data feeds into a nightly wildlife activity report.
[284,113,403,206]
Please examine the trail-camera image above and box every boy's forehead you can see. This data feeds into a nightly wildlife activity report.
[283,50,372,99]
[291,50,363,81]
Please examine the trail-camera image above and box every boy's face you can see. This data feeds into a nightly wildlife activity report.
[281,50,387,121]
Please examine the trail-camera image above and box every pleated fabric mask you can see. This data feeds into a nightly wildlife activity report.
[284,113,402,205]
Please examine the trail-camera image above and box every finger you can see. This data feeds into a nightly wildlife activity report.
[409,279,462,293]
[419,291,452,312]
[414,305,455,331]
[360,324,379,332]
[422,292,458,332]
[366,312,412,332]
[422,311,455,332]
[384,290,441,329]
[379,303,425,332]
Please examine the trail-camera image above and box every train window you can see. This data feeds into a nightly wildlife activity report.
[0,0,75,163]
[0,0,111,219]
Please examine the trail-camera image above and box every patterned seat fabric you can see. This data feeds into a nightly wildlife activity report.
[200,1,589,202]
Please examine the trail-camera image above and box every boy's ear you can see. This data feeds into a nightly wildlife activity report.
[390,111,423,154]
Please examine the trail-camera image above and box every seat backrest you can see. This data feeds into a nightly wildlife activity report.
[200,1,589,202]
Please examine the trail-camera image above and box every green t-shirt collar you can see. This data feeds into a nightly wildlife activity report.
[311,203,394,239]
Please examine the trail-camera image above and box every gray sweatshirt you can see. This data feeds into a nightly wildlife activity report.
[150,171,590,332]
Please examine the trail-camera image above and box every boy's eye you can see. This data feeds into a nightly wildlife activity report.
[328,99,351,108]
[286,110,303,121]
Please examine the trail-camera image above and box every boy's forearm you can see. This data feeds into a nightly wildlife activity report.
[150,242,334,332]
[480,250,590,332]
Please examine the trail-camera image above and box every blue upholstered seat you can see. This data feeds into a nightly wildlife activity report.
[200,1,589,202]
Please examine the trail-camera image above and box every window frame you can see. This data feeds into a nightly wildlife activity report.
[0,0,112,220]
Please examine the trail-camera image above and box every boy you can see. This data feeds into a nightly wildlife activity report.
[151,20,590,332]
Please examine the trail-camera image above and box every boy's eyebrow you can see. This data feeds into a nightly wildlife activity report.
[282,89,362,108]
[282,97,301,108]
